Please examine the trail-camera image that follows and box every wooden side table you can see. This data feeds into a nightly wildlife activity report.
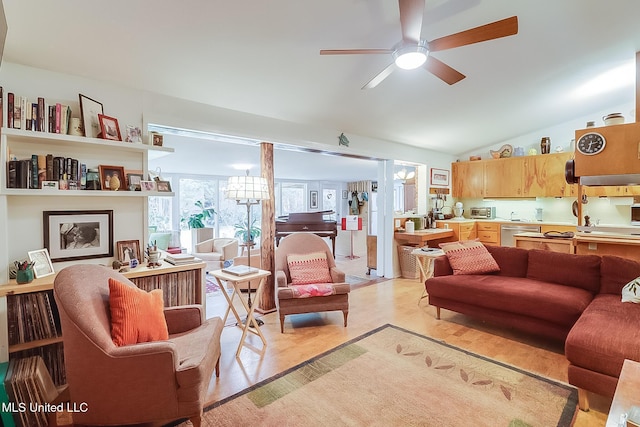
[411,247,444,301]
[210,269,271,358]
[607,359,640,427]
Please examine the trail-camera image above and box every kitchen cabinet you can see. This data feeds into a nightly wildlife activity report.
[476,222,500,246]
[437,221,476,241]
[514,232,575,254]
[523,153,574,197]
[484,157,524,197]
[452,161,484,198]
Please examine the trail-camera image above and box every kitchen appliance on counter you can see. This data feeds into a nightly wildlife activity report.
[469,207,496,219]
[453,202,464,219]
[500,224,541,247]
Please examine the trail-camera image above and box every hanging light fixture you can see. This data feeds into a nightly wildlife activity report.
[393,43,429,70]
[394,168,416,181]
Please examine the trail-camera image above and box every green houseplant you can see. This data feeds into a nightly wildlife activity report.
[182,200,216,229]
[234,217,261,244]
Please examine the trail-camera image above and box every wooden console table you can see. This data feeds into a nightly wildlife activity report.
[606,359,640,427]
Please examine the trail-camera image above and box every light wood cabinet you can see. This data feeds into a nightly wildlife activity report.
[476,222,500,246]
[515,234,575,254]
[523,152,573,197]
[484,157,525,197]
[437,221,476,241]
[452,161,484,198]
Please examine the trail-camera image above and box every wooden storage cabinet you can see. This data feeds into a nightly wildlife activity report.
[437,221,476,241]
[452,161,484,198]
[476,222,500,246]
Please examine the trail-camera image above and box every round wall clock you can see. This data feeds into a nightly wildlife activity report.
[576,132,606,155]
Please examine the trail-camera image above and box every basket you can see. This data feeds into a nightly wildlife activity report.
[397,245,420,279]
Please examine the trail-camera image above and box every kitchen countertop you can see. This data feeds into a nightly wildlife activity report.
[439,218,578,226]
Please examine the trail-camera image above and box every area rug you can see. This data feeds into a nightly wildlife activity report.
[205,274,221,294]
[200,324,578,426]
[345,274,388,290]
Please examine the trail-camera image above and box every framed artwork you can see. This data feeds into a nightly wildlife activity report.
[310,190,318,209]
[342,190,348,199]
[78,94,104,138]
[43,210,113,262]
[430,168,450,186]
[116,240,141,263]
[98,165,126,191]
[125,125,142,143]
[127,173,144,191]
[27,248,55,278]
[150,132,164,146]
[156,180,172,192]
[140,180,157,192]
[98,114,122,141]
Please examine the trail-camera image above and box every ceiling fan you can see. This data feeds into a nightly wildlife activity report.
[320,0,518,89]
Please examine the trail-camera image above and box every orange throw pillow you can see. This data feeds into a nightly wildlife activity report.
[108,278,169,346]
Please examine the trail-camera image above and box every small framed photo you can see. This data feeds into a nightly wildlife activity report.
[430,168,450,186]
[342,190,348,199]
[27,248,55,278]
[140,180,157,192]
[310,190,318,209]
[98,114,122,141]
[156,180,172,192]
[150,132,163,146]
[125,125,142,143]
[98,165,126,191]
[43,210,113,262]
[116,240,141,263]
[41,181,59,190]
[127,173,144,191]
[79,94,104,138]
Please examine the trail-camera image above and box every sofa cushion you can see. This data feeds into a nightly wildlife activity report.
[108,278,169,346]
[439,240,500,275]
[600,255,640,295]
[287,252,333,285]
[526,249,601,293]
[486,245,529,277]
[566,294,640,378]
[426,274,593,326]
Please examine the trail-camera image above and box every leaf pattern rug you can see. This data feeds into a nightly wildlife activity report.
[199,324,577,426]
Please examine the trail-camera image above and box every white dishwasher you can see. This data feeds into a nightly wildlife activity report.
[500,224,541,247]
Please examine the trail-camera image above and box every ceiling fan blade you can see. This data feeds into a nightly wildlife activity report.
[428,16,518,52]
[320,49,393,55]
[423,56,465,85]
[362,63,396,90]
[399,0,425,43]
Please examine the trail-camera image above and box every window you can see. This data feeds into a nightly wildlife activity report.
[179,178,217,230]
[322,188,337,220]
[279,182,306,215]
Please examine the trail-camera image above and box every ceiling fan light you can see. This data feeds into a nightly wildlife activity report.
[394,45,428,70]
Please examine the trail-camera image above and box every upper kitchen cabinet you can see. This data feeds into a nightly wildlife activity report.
[484,157,525,197]
[452,161,484,198]
[523,152,574,197]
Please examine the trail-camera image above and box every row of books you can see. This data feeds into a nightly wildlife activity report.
[6,155,86,189]
[7,291,61,346]
[130,270,198,306]
[2,87,74,134]
[3,356,60,427]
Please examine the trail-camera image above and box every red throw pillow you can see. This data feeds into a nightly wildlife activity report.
[287,252,333,285]
[108,278,169,346]
[439,240,500,275]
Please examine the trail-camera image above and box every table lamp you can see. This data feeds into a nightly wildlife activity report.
[226,171,270,315]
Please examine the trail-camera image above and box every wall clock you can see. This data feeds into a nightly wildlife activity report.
[576,132,606,155]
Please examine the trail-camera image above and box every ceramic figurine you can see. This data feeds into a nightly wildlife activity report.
[490,144,513,159]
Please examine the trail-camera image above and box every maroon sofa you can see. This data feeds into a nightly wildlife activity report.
[426,245,640,410]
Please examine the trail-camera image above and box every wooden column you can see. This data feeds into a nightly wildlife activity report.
[256,142,276,313]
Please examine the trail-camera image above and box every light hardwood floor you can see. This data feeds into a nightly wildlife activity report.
[202,267,609,426]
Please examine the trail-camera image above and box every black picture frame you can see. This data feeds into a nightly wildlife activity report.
[43,210,114,262]
[78,94,104,138]
[310,190,318,209]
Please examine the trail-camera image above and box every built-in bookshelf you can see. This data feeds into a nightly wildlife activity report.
[0,261,206,386]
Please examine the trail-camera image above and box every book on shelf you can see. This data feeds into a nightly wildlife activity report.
[7,91,14,129]
[165,253,197,265]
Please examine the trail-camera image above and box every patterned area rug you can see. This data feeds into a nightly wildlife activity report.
[205,274,221,294]
[200,324,578,426]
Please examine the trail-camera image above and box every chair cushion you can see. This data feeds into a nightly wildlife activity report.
[289,283,336,298]
[108,278,169,346]
[439,240,500,275]
[287,252,333,285]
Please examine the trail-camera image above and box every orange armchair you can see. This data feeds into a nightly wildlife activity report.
[53,264,223,427]
[275,233,350,333]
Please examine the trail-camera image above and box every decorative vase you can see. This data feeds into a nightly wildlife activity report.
[16,267,34,284]
[540,137,551,154]
[109,174,121,191]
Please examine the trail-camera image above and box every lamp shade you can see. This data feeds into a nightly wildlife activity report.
[226,175,270,201]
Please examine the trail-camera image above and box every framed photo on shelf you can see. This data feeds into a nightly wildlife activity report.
[116,240,141,263]
[43,210,114,262]
[150,132,163,146]
[140,180,157,192]
[127,173,144,191]
[98,114,122,141]
[78,94,104,138]
[310,190,318,209]
[27,248,55,278]
[156,180,172,192]
[430,168,450,186]
[125,125,142,143]
[98,165,126,191]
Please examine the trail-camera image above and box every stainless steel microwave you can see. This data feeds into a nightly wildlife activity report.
[469,207,496,219]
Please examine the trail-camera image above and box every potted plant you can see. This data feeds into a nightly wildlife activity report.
[181,200,216,251]
[234,217,261,244]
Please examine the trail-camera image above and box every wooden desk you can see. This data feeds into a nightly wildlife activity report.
[210,269,271,358]
[606,359,640,427]
[394,229,454,246]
